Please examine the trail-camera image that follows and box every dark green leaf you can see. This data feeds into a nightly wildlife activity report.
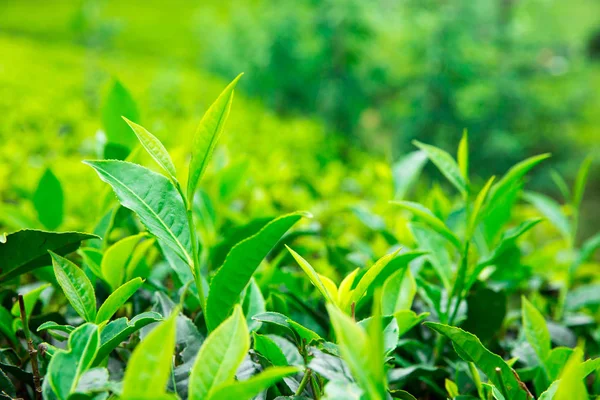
[33,168,64,230]
[50,252,96,322]
[0,230,97,282]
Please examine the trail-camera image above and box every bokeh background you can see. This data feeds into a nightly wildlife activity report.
[1,0,599,238]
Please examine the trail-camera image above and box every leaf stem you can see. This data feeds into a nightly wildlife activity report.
[18,295,42,399]
[468,362,485,400]
[295,368,313,396]
[495,367,509,399]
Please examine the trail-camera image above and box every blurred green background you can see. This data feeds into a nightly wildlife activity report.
[1,0,599,237]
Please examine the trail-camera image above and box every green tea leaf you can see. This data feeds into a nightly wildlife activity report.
[486,154,551,217]
[100,233,145,290]
[382,267,416,315]
[33,168,64,230]
[78,247,103,280]
[94,311,162,366]
[123,117,177,180]
[521,297,551,365]
[102,80,139,151]
[0,230,97,282]
[555,348,587,400]
[392,150,428,200]
[391,201,462,249]
[0,307,18,346]
[425,322,530,400]
[287,245,335,303]
[50,251,96,322]
[189,305,249,400]
[458,129,469,181]
[253,332,289,366]
[414,140,467,196]
[187,74,243,204]
[573,155,593,211]
[466,176,495,239]
[205,212,307,331]
[348,250,399,311]
[11,283,51,319]
[46,323,99,400]
[208,366,300,400]
[394,310,428,337]
[84,160,193,267]
[523,192,570,241]
[327,303,386,400]
[95,277,143,323]
[121,311,177,398]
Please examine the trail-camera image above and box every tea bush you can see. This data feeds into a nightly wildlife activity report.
[1,75,599,400]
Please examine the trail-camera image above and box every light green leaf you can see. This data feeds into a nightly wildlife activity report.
[0,230,97,283]
[33,168,64,230]
[394,310,428,337]
[521,297,551,365]
[392,150,428,200]
[467,176,495,239]
[95,277,143,323]
[242,278,266,331]
[187,73,243,204]
[458,129,469,182]
[189,305,249,400]
[391,201,462,249]
[382,267,416,315]
[425,322,530,400]
[555,348,588,400]
[573,155,593,211]
[287,245,334,304]
[84,160,193,267]
[123,117,177,180]
[348,250,399,311]
[208,366,300,400]
[327,304,386,400]
[486,154,551,217]
[78,247,103,280]
[100,233,146,290]
[102,80,139,151]
[523,192,570,241]
[121,311,177,398]
[11,283,51,322]
[46,323,99,400]
[414,140,467,196]
[205,212,307,331]
[50,251,96,322]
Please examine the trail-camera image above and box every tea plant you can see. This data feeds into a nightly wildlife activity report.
[0,75,599,400]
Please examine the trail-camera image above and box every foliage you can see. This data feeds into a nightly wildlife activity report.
[1,68,599,400]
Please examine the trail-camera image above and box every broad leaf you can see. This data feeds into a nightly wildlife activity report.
[46,323,99,400]
[121,311,177,398]
[189,305,249,400]
[187,73,243,204]
[382,267,416,315]
[102,80,139,151]
[205,212,307,330]
[101,233,146,290]
[33,168,64,230]
[96,277,144,323]
[50,252,96,322]
[11,283,51,319]
[84,160,193,266]
[253,333,289,366]
[94,311,162,366]
[0,230,97,282]
[426,322,531,400]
